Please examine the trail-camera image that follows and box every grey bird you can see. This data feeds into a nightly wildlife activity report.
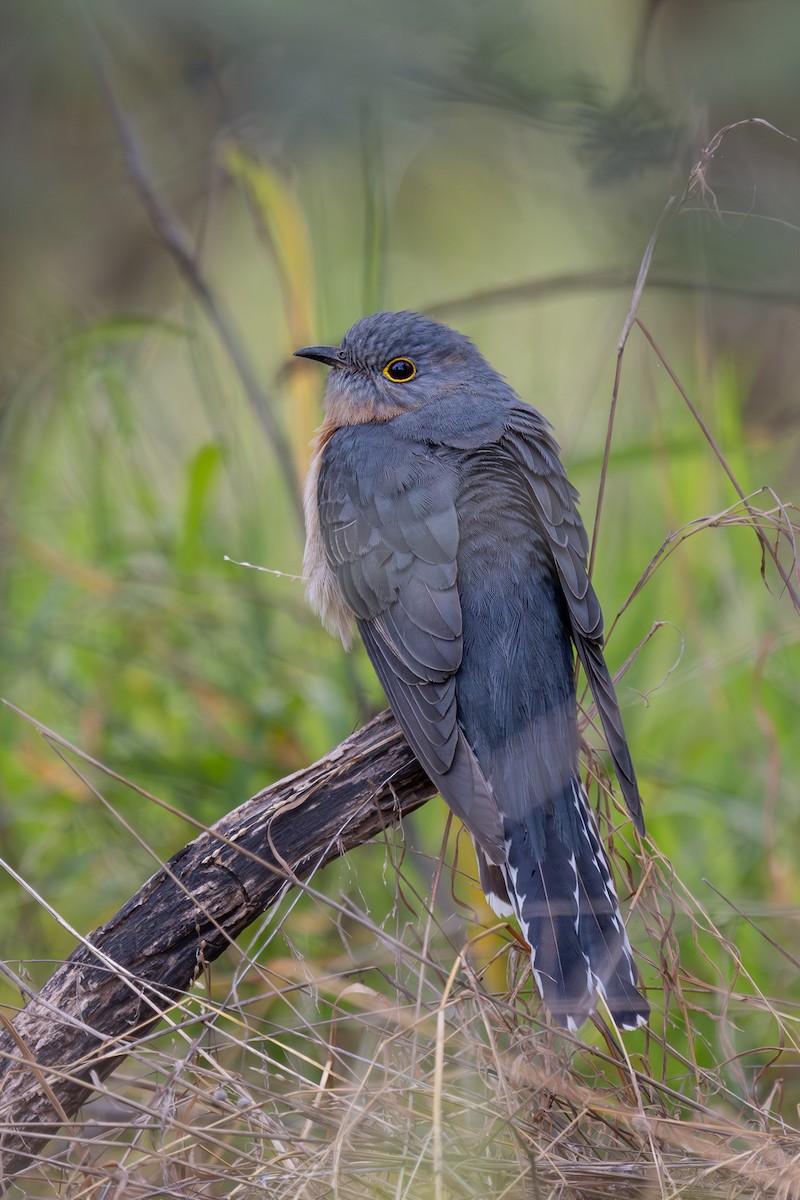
[296,311,649,1031]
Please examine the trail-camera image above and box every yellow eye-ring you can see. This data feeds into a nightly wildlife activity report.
[382,357,417,383]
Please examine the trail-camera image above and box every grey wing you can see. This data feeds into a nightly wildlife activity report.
[503,407,644,834]
[317,442,505,860]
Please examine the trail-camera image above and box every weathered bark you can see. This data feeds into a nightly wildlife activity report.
[0,709,434,1182]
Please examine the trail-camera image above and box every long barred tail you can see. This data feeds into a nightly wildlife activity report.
[477,779,648,1032]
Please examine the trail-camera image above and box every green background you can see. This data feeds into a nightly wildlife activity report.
[1,0,799,1192]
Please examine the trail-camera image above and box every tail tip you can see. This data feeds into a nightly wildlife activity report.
[550,997,650,1033]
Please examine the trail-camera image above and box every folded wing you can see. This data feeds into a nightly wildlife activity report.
[317,431,505,860]
[501,407,644,834]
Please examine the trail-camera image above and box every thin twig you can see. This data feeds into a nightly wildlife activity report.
[588,193,679,581]
[588,117,797,580]
[77,5,304,532]
[636,318,800,611]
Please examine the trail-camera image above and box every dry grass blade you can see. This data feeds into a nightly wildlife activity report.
[588,118,799,596]
[2,709,800,1198]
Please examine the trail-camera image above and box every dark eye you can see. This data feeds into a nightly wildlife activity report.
[382,357,417,383]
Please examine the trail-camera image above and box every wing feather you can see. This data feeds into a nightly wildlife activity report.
[502,407,644,832]
[317,429,504,858]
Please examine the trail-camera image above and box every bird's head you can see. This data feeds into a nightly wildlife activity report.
[294,310,496,427]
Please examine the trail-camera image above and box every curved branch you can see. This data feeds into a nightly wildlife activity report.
[0,710,434,1181]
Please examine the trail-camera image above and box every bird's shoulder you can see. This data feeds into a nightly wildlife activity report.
[314,420,460,632]
[317,419,460,522]
[314,394,577,571]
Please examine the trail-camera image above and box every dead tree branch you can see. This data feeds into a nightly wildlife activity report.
[0,709,434,1182]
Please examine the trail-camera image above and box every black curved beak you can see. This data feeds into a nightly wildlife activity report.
[293,345,344,368]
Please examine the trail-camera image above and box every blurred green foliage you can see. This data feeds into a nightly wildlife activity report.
[1,0,799,1158]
